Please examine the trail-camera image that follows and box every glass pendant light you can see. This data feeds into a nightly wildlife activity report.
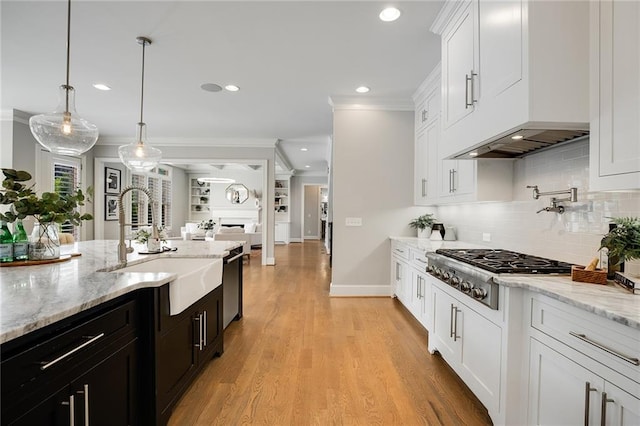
[29,0,99,155]
[118,36,161,173]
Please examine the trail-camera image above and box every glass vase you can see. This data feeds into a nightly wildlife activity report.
[29,222,61,260]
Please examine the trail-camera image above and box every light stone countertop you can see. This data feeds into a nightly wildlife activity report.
[0,239,243,344]
[390,237,640,330]
[494,275,640,330]
[389,236,489,252]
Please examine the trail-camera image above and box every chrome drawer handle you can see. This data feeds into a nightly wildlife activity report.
[225,253,243,264]
[584,382,596,426]
[40,333,105,370]
[570,331,639,366]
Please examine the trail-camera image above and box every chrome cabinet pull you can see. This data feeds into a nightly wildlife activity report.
[421,109,428,123]
[449,170,454,193]
[224,253,243,264]
[452,306,460,341]
[584,382,596,426]
[40,333,105,371]
[61,395,75,426]
[422,178,427,197]
[465,70,478,108]
[194,314,203,350]
[203,310,208,347]
[76,384,90,426]
[415,257,428,265]
[570,331,640,365]
[600,391,614,426]
[451,169,457,192]
[449,304,455,338]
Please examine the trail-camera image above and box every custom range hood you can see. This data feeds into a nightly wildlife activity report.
[454,126,590,160]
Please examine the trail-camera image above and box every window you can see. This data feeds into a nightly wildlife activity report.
[52,156,82,240]
[130,167,172,231]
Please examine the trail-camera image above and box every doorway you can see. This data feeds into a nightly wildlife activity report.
[301,184,327,242]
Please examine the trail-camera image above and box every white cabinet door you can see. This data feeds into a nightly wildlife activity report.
[393,258,410,306]
[602,381,640,426]
[431,285,458,362]
[458,301,502,414]
[415,119,440,205]
[590,0,640,190]
[478,0,523,100]
[275,222,290,244]
[442,1,478,129]
[418,277,432,331]
[438,159,475,199]
[528,338,603,426]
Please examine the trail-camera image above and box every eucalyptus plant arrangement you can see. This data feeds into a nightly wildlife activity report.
[133,226,167,244]
[600,216,640,276]
[198,219,216,231]
[0,168,93,225]
[409,213,436,231]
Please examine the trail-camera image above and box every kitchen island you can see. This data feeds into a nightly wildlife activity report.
[1,239,244,425]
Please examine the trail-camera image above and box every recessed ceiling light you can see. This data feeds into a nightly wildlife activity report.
[511,134,524,140]
[93,83,111,91]
[379,7,401,22]
[356,86,370,93]
[197,177,236,183]
[225,85,240,92]
[305,165,311,168]
[201,83,222,92]
[301,148,308,152]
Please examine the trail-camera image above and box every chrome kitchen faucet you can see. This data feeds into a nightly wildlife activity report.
[117,185,159,263]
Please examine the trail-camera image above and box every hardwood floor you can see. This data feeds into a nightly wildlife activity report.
[168,241,493,425]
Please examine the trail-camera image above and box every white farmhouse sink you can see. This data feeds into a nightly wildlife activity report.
[113,258,223,315]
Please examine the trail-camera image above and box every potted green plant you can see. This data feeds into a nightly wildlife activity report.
[600,217,640,279]
[0,168,93,260]
[198,219,216,238]
[409,213,436,239]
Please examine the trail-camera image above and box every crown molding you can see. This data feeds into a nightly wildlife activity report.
[97,137,278,148]
[328,96,413,111]
[275,141,294,174]
[430,0,468,35]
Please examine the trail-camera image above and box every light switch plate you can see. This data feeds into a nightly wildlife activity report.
[345,217,362,227]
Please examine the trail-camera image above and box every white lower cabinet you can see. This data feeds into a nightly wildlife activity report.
[527,294,640,426]
[275,222,290,244]
[430,282,502,417]
[528,338,640,426]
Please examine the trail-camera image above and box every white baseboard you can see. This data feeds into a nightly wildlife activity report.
[329,283,392,297]
[289,237,303,243]
[266,257,276,265]
[303,236,320,240]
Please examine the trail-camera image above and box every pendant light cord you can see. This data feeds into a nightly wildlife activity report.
[139,39,146,125]
[65,0,71,113]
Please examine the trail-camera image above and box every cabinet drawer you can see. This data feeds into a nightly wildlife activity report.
[1,298,139,406]
[391,241,409,261]
[531,296,640,383]
[409,248,428,272]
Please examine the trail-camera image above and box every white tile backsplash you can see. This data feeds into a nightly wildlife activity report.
[437,139,640,274]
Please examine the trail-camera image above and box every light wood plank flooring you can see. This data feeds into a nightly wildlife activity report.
[169,241,492,425]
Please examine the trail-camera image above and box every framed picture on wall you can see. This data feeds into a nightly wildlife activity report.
[105,167,121,194]
[105,195,119,221]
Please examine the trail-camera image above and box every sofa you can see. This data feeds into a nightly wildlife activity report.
[212,227,253,262]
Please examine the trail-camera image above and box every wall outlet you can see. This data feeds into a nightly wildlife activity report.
[482,232,491,242]
[345,217,362,227]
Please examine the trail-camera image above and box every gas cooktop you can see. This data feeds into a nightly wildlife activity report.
[435,249,572,274]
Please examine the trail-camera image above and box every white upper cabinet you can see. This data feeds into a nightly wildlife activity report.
[441,1,478,130]
[414,67,441,206]
[432,0,590,159]
[589,0,640,191]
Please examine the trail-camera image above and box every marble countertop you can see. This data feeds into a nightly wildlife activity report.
[0,239,242,344]
[390,237,640,330]
[389,236,489,252]
[495,275,640,330]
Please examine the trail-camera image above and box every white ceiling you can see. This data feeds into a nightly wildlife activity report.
[1,1,443,174]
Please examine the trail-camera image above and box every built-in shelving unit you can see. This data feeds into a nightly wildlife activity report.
[190,177,211,220]
[274,178,289,216]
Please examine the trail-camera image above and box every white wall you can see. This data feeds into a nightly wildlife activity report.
[437,138,640,274]
[331,108,436,296]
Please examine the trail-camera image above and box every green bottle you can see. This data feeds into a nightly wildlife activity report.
[12,219,29,261]
[0,220,14,263]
